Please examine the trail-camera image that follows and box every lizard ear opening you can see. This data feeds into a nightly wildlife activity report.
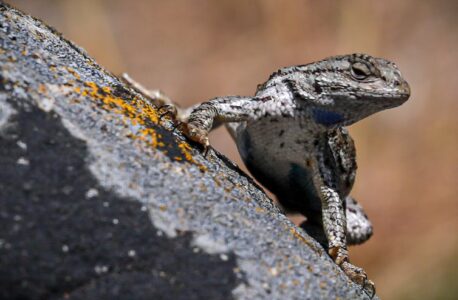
[350,62,371,80]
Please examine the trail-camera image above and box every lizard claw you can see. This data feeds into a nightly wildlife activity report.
[330,247,376,298]
[158,104,178,121]
[183,123,210,155]
[363,279,376,299]
[340,261,367,285]
[202,144,211,157]
[185,123,209,145]
[340,261,376,298]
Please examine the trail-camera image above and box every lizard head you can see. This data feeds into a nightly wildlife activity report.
[304,53,410,126]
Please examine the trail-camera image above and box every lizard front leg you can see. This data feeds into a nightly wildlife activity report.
[119,74,259,149]
[185,96,257,148]
[309,158,375,296]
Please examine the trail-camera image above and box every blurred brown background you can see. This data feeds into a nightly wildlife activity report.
[8,0,457,299]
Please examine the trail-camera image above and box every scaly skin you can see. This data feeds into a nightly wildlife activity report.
[158,54,410,296]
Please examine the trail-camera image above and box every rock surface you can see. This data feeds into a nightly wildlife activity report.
[0,3,375,300]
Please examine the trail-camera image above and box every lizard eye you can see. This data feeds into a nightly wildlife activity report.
[351,62,371,80]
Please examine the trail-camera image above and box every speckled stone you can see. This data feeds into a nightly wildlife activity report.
[0,3,376,300]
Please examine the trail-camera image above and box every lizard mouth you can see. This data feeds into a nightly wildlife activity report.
[374,92,409,99]
[356,90,410,104]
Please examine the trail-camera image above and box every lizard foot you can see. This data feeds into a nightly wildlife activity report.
[120,73,187,127]
[329,247,376,298]
[341,261,375,298]
[183,123,210,156]
[158,104,178,121]
[158,105,188,135]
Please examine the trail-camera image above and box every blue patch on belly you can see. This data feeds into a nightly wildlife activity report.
[312,108,344,126]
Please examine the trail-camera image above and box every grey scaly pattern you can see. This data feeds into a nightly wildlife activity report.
[179,53,410,296]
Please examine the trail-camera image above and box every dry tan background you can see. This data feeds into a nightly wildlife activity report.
[8,1,458,299]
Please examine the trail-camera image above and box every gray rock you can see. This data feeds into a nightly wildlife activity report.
[0,3,376,300]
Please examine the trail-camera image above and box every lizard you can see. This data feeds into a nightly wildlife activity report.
[123,53,410,296]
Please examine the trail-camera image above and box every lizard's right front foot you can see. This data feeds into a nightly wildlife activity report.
[341,261,375,297]
[329,247,376,298]
[183,123,210,149]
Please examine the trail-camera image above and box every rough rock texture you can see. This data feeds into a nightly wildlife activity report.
[0,3,376,300]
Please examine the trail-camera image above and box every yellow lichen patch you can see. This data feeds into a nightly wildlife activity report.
[177,141,206,170]
[255,206,266,213]
[38,84,47,94]
[177,142,193,162]
[77,81,160,127]
[289,227,321,254]
[72,81,205,171]
[133,128,160,147]
[65,67,81,80]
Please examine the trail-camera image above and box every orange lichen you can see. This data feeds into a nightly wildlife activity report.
[38,84,47,94]
[71,81,205,171]
[77,81,160,126]
[65,67,81,80]
[289,227,321,254]
[255,206,266,213]
[176,141,206,170]
[177,142,193,162]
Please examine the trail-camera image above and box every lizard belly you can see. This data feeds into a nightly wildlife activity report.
[230,118,322,215]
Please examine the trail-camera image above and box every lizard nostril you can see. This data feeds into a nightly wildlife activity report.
[393,80,400,87]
